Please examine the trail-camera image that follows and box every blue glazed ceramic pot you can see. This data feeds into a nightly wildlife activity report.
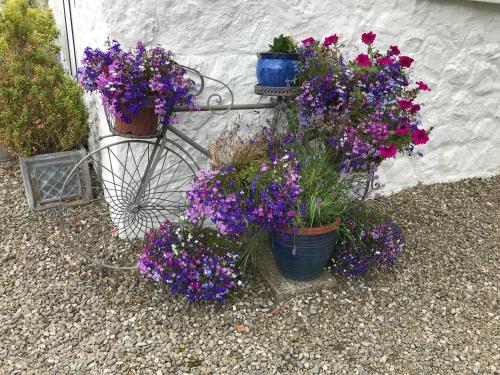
[270,218,340,281]
[256,52,299,87]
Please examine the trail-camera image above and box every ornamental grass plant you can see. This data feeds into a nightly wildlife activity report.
[291,142,359,229]
[208,119,269,170]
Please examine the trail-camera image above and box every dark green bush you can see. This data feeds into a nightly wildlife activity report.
[0,0,88,156]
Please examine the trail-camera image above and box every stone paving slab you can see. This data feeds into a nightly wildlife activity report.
[256,242,338,301]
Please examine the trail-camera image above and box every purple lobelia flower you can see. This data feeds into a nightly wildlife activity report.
[139,221,242,304]
[77,40,197,126]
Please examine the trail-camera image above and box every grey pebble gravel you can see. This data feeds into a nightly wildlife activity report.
[0,160,499,374]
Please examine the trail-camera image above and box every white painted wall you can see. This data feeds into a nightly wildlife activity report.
[50,0,500,194]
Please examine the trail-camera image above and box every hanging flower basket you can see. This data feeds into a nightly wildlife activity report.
[78,40,197,136]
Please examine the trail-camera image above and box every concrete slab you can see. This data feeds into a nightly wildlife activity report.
[256,242,338,301]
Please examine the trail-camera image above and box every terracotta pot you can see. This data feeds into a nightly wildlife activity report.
[282,217,341,235]
[114,107,158,136]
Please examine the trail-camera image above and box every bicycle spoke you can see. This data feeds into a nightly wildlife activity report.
[59,139,200,270]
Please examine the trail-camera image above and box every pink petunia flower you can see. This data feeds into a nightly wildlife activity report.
[355,53,372,67]
[398,98,413,110]
[260,164,270,171]
[377,56,393,65]
[411,104,421,114]
[396,124,411,135]
[389,45,401,55]
[361,31,376,45]
[301,37,315,46]
[412,129,429,145]
[323,34,339,47]
[399,55,414,68]
[416,81,431,91]
[380,144,397,158]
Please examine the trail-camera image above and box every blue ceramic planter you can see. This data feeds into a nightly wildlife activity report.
[256,52,299,87]
[270,220,340,281]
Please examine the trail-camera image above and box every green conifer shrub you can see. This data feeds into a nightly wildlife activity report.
[0,0,88,156]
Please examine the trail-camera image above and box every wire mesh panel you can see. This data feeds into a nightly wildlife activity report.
[20,149,91,210]
[33,161,82,203]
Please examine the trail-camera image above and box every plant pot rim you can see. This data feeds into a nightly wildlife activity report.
[257,52,299,59]
[281,217,341,236]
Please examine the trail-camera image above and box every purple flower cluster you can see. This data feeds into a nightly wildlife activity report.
[185,166,246,237]
[138,221,242,304]
[78,40,196,126]
[331,218,405,277]
[295,33,431,175]
[185,154,301,237]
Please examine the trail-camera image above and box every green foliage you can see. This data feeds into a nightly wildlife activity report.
[292,142,358,228]
[0,0,88,156]
[336,199,390,243]
[268,34,297,54]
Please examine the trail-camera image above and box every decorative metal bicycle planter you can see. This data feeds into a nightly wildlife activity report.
[58,63,379,271]
[58,64,297,270]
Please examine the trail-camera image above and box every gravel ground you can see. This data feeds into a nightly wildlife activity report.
[0,159,499,375]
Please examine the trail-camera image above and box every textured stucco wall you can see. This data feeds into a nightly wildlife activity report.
[51,0,500,194]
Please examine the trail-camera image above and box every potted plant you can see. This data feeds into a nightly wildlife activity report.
[269,143,356,281]
[78,40,197,136]
[0,0,90,210]
[256,34,299,87]
[187,127,355,281]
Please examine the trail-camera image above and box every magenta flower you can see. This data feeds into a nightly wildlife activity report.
[416,81,431,91]
[412,129,429,145]
[260,164,270,172]
[301,37,315,46]
[389,45,401,55]
[295,31,431,173]
[399,55,414,68]
[377,56,393,65]
[361,31,376,45]
[398,98,413,110]
[323,34,339,47]
[355,53,372,67]
[380,144,397,158]
[395,124,410,135]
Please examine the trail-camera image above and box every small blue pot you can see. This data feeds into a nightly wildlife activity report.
[256,52,299,87]
[270,220,340,281]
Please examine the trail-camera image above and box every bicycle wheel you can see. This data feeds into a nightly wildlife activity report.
[58,138,199,270]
